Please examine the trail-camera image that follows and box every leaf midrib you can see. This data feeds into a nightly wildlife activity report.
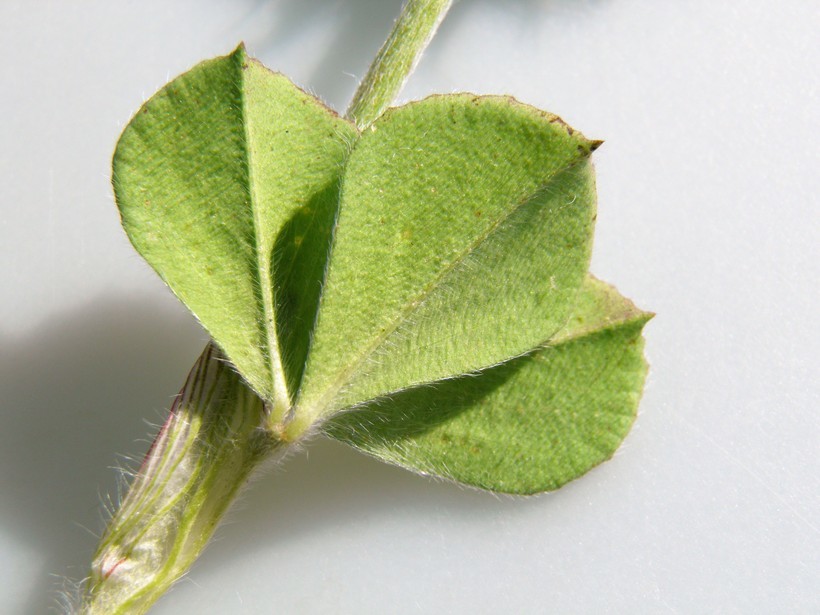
[237,56,289,410]
[545,312,652,348]
[304,156,591,421]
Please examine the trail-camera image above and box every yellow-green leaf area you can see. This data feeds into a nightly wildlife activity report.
[112,47,357,406]
[324,276,652,494]
[297,95,599,421]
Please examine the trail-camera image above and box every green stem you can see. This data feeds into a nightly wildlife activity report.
[82,2,454,611]
[81,344,279,615]
[346,0,453,129]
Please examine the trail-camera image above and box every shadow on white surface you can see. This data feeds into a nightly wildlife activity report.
[0,296,205,613]
[0,295,548,613]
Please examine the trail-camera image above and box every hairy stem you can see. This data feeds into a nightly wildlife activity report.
[346,0,453,129]
[81,344,281,615]
[81,2,454,611]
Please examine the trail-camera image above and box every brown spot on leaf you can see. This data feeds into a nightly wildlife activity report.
[549,115,574,136]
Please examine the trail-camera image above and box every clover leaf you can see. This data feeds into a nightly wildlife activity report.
[83,3,652,608]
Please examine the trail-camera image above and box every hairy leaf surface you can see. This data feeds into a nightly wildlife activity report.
[113,47,357,405]
[297,95,599,422]
[324,276,652,494]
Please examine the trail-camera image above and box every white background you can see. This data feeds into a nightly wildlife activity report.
[1,0,818,613]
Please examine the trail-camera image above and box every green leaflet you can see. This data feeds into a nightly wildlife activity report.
[114,48,651,495]
[296,95,599,424]
[112,46,357,409]
[324,276,652,494]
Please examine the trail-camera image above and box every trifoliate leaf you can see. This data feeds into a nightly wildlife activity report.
[323,276,652,494]
[112,46,357,406]
[296,95,599,423]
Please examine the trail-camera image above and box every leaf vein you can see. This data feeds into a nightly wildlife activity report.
[311,157,590,417]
